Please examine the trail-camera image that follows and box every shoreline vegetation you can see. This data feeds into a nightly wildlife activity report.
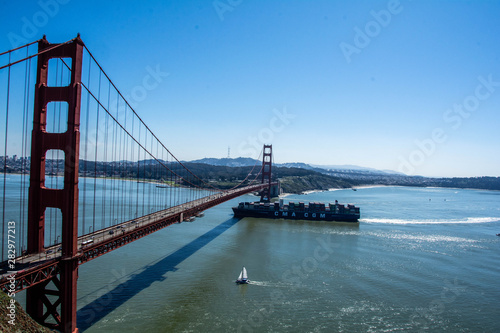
[0,291,50,333]
[3,157,500,194]
[272,172,500,194]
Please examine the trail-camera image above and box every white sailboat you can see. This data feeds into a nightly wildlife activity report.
[235,266,249,284]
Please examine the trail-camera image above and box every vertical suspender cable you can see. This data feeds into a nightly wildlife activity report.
[122,104,128,221]
[136,125,140,218]
[170,154,173,209]
[122,105,128,219]
[149,135,153,214]
[102,81,110,231]
[113,97,118,226]
[92,72,101,235]
[118,98,123,224]
[142,132,146,216]
[82,55,92,237]
[174,158,178,206]
[2,52,12,260]
[167,153,170,208]
[155,141,158,209]
[119,101,125,223]
[130,115,135,218]
[20,48,28,252]
[111,97,118,226]
[117,100,122,223]
[20,53,32,253]
[151,136,155,212]
[20,52,27,250]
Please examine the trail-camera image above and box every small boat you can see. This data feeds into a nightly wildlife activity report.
[235,267,249,284]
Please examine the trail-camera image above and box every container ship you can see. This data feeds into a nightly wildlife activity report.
[232,199,360,223]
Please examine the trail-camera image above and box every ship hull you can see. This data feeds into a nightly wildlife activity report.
[232,207,359,223]
[235,279,249,284]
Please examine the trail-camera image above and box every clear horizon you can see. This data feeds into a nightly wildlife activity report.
[1,0,499,178]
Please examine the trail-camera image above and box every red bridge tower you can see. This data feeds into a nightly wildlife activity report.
[260,144,273,202]
[27,35,83,333]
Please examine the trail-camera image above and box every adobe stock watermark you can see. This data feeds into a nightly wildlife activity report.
[398,74,499,175]
[78,268,129,324]
[339,0,404,64]
[237,107,295,159]
[237,233,339,332]
[7,0,71,49]
[123,64,170,110]
[86,64,169,148]
[213,0,243,21]
[410,278,466,331]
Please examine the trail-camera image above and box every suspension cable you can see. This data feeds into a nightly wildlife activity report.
[81,44,226,191]
[0,37,76,71]
[62,48,259,193]
[0,38,41,57]
[79,81,226,191]
[224,149,264,191]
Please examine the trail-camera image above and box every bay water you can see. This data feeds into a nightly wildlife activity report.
[75,185,500,332]
[6,180,500,332]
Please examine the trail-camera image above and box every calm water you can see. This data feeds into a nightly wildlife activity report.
[11,184,500,332]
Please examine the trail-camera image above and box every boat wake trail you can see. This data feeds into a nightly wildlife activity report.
[248,281,291,288]
[360,217,500,224]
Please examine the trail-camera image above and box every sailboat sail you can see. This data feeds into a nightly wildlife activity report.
[236,267,248,283]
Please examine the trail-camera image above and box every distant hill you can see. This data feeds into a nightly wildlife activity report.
[310,164,404,175]
[278,162,316,170]
[188,157,401,176]
[189,157,259,167]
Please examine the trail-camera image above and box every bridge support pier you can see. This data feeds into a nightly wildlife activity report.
[26,35,83,333]
[60,258,79,332]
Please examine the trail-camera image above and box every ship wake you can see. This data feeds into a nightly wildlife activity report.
[360,217,500,224]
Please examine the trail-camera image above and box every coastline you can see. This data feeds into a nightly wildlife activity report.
[279,185,392,198]
[280,187,348,198]
[352,184,394,190]
[279,184,498,199]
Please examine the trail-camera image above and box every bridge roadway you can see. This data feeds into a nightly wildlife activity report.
[0,183,273,293]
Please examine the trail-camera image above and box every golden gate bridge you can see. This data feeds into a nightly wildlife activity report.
[0,35,275,332]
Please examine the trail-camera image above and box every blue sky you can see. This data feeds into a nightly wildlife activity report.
[1,0,499,177]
